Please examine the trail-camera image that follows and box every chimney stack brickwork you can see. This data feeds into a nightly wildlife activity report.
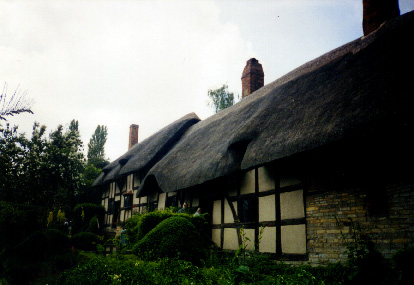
[363,0,400,36]
[241,58,264,99]
[129,124,139,150]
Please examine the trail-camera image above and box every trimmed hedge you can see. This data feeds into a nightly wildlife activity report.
[71,232,98,251]
[126,210,210,246]
[45,229,70,252]
[133,216,209,264]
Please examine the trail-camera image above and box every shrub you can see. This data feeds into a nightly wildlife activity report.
[134,210,175,241]
[0,201,42,251]
[72,203,105,234]
[45,228,70,252]
[125,209,210,247]
[88,215,100,234]
[133,216,209,264]
[71,232,98,251]
[13,231,49,261]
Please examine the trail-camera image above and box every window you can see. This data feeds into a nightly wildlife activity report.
[238,196,257,223]
[149,201,158,212]
[124,195,133,210]
[166,195,178,208]
[108,199,114,214]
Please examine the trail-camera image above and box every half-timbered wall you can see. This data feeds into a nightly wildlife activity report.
[102,173,142,229]
[211,165,307,260]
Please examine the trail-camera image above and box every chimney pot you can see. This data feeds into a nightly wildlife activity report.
[363,0,400,36]
[241,58,264,99]
[129,124,139,150]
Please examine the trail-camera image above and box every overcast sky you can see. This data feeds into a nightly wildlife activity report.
[2,0,414,161]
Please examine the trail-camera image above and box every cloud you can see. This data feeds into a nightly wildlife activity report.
[0,0,255,160]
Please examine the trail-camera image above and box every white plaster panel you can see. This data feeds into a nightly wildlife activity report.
[158,193,166,210]
[240,170,255,195]
[102,199,108,211]
[212,229,221,248]
[223,228,239,250]
[243,229,255,251]
[281,224,306,254]
[224,201,236,224]
[140,196,147,203]
[212,200,221,225]
[134,175,140,187]
[258,166,275,192]
[280,190,304,220]
[259,227,276,253]
[133,190,139,205]
[128,175,134,190]
[259,195,276,222]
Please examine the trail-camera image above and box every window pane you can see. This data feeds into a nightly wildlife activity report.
[239,196,257,223]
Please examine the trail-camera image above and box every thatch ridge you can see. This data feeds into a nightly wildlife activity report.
[92,112,200,186]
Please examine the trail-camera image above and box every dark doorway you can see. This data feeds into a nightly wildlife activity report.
[112,201,121,228]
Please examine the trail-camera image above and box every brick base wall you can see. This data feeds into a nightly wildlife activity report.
[306,176,414,265]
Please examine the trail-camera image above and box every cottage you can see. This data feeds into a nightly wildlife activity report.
[93,7,414,264]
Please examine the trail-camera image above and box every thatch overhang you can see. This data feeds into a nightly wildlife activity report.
[138,11,414,196]
[92,113,200,187]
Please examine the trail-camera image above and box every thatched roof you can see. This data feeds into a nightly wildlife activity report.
[138,11,414,195]
[92,112,200,186]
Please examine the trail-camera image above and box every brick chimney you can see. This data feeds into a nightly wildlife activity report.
[241,58,264,99]
[128,124,139,150]
[363,0,400,36]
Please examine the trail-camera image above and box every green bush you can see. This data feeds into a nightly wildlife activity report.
[71,232,98,251]
[0,201,42,251]
[13,231,49,261]
[134,210,175,241]
[88,215,100,234]
[125,209,210,247]
[133,216,209,264]
[57,253,157,284]
[72,203,105,234]
[45,229,70,252]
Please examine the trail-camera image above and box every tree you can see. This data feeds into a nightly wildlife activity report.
[87,125,108,167]
[0,83,34,121]
[0,121,85,214]
[207,84,237,113]
[69,119,79,132]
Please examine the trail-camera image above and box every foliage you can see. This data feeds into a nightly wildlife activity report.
[88,215,100,234]
[0,121,85,215]
[0,201,42,251]
[72,203,105,234]
[133,216,209,264]
[87,125,108,163]
[71,232,98,251]
[0,83,34,121]
[337,218,391,284]
[54,251,356,285]
[207,84,236,113]
[125,209,210,246]
[44,229,70,253]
